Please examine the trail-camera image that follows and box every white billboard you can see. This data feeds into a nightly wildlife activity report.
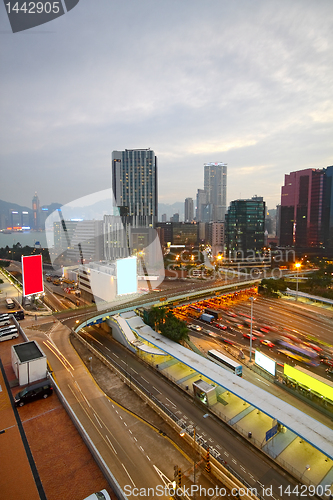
[116,257,137,296]
[255,350,276,376]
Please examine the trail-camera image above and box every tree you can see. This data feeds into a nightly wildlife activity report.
[159,311,189,342]
[146,307,167,331]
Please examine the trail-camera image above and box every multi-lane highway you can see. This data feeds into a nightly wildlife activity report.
[79,323,322,500]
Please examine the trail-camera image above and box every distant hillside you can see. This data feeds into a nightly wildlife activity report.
[0,200,62,214]
[0,199,31,213]
[158,202,184,221]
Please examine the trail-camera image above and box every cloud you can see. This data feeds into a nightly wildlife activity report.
[0,0,332,209]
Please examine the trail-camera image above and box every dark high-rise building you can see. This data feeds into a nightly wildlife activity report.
[279,167,333,248]
[225,196,265,259]
[204,162,227,221]
[323,166,333,249]
[112,149,157,228]
[184,198,194,222]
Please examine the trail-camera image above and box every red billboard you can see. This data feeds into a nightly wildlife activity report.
[21,255,44,296]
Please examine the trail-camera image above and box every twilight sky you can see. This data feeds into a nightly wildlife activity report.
[0,0,332,211]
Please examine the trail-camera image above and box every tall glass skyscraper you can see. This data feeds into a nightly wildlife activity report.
[204,162,227,221]
[225,196,265,259]
[112,149,157,228]
[279,167,333,249]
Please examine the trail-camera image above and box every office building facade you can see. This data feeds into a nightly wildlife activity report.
[280,166,333,249]
[184,198,194,222]
[112,149,157,228]
[225,196,265,260]
[196,189,207,222]
[204,162,227,221]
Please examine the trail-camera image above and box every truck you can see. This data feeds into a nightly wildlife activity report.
[205,308,223,320]
[200,313,215,323]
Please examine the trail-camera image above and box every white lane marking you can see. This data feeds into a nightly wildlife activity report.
[131,368,138,374]
[122,463,136,487]
[119,416,123,420]
[166,398,176,407]
[146,455,151,461]
[121,360,126,364]
[106,435,117,454]
[105,346,110,351]
[257,481,264,488]
[249,474,255,480]
[232,459,237,464]
[113,353,119,358]
[240,466,246,472]
[141,376,149,384]
[140,446,144,452]
[134,437,137,441]
[124,422,127,427]
[115,410,118,414]
[224,452,229,457]
[94,413,102,428]
[129,430,132,434]
[256,378,270,386]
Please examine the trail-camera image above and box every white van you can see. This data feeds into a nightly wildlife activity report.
[5,298,15,309]
[0,327,19,341]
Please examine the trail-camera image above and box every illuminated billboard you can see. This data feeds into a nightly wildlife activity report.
[116,256,137,296]
[22,255,44,296]
[284,364,333,402]
[255,350,276,376]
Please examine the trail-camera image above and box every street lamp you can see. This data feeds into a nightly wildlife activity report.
[301,465,311,480]
[295,262,301,301]
[249,297,255,362]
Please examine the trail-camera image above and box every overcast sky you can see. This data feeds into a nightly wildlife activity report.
[1,0,332,211]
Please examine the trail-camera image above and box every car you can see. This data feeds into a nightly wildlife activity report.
[242,333,258,340]
[220,338,235,345]
[14,380,53,407]
[320,358,333,366]
[303,342,323,352]
[252,330,265,338]
[189,324,202,332]
[259,327,270,334]
[83,490,111,500]
[212,322,227,330]
[260,339,275,348]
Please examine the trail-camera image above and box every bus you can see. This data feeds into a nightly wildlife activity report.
[277,340,319,366]
[187,305,202,318]
[5,298,15,309]
[207,349,243,377]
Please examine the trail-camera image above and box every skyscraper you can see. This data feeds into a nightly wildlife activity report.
[112,149,157,227]
[184,197,194,222]
[32,192,40,230]
[196,189,207,222]
[204,163,227,221]
[279,168,331,248]
[225,196,265,259]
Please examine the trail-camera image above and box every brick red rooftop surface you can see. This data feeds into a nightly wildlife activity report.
[0,327,116,500]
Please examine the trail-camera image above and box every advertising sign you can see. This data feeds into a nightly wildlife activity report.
[22,255,44,296]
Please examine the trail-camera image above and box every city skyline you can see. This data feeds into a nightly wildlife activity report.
[0,1,332,210]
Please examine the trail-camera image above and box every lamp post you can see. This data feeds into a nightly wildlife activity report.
[180,424,198,497]
[295,262,301,301]
[249,297,255,362]
[301,465,310,480]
